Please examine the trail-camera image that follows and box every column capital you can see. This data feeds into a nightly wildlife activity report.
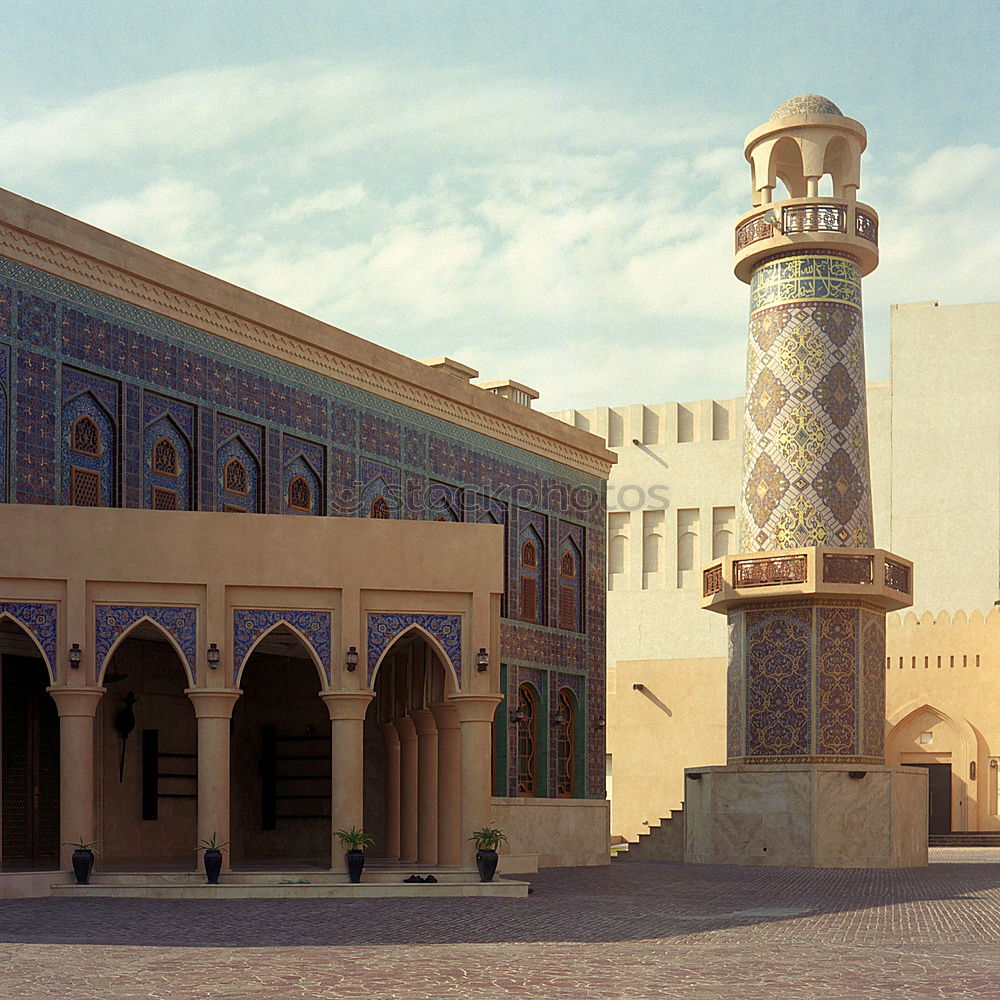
[321,690,374,722]
[394,714,417,741]
[47,685,105,717]
[429,701,460,730]
[450,694,502,725]
[410,707,438,737]
[185,688,242,719]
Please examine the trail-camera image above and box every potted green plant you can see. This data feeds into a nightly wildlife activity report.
[196,833,230,884]
[65,838,100,885]
[334,826,375,883]
[469,826,507,882]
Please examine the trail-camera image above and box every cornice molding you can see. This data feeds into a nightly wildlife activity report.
[0,211,614,480]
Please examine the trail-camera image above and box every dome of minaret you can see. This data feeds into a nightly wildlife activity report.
[770,94,843,119]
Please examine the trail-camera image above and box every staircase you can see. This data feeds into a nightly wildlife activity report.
[929,832,1000,847]
[614,808,685,863]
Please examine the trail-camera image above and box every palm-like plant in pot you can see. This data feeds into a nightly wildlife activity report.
[469,826,507,882]
[64,838,100,885]
[196,832,230,884]
[335,826,375,883]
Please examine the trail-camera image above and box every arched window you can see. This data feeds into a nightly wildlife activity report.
[520,538,540,624]
[288,475,311,512]
[559,546,579,631]
[152,437,179,476]
[555,689,576,798]
[516,684,537,797]
[72,415,101,457]
[522,540,537,568]
[224,458,248,496]
[371,496,392,519]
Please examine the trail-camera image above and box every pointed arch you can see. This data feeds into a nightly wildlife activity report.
[886,700,977,764]
[559,536,583,632]
[518,523,545,625]
[555,686,579,797]
[515,681,540,797]
[0,611,56,683]
[233,619,328,689]
[97,615,194,688]
[368,622,461,695]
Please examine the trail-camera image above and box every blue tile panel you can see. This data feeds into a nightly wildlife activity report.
[730,599,886,765]
[0,601,59,681]
[367,613,462,687]
[0,252,606,798]
[94,604,198,683]
[233,609,333,685]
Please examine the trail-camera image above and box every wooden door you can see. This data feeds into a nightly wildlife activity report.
[1,656,60,866]
[903,762,953,835]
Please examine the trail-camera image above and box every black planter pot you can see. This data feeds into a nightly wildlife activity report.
[346,849,365,884]
[203,848,223,884]
[72,849,94,885]
[476,848,499,883]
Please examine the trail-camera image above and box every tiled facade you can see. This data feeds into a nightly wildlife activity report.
[0,253,606,799]
[728,600,888,765]
[741,252,874,551]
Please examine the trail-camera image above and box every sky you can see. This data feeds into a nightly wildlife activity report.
[1,1,997,410]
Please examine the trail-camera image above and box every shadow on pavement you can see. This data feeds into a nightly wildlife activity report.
[1,858,999,948]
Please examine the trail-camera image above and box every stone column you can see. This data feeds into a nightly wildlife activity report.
[394,715,418,861]
[47,686,104,870]
[452,695,501,867]
[185,689,241,871]
[322,692,373,871]
[411,709,439,865]
[379,722,401,860]
[430,701,462,866]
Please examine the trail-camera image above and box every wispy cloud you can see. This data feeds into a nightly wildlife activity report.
[0,60,995,410]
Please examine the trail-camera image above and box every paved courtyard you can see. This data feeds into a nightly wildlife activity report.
[1,848,999,999]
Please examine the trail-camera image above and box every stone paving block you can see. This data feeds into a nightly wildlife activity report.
[0,849,999,998]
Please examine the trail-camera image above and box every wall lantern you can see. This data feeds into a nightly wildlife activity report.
[509,707,526,726]
[592,716,605,730]
[476,647,489,672]
[207,643,221,669]
[69,643,82,669]
[551,707,569,727]
[345,646,359,672]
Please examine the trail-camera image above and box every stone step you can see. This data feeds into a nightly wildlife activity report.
[929,833,1000,846]
[615,808,685,863]
[73,868,483,886]
[51,877,529,899]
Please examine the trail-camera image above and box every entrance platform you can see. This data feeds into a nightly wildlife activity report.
[50,862,530,899]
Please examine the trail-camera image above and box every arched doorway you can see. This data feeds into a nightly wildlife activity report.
[99,622,196,868]
[887,703,977,834]
[367,628,458,866]
[0,618,59,869]
[232,626,329,868]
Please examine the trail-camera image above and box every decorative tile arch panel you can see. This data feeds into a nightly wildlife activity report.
[233,609,333,685]
[366,613,462,687]
[94,604,198,682]
[0,601,58,681]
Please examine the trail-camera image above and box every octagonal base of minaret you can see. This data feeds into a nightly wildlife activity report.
[683,763,928,868]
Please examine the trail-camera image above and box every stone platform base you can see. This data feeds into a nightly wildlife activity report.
[683,763,928,868]
[50,869,529,898]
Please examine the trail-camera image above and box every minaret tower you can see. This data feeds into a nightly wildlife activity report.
[688,96,926,868]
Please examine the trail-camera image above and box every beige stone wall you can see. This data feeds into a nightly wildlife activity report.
[885,609,1000,831]
[607,658,726,839]
[491,796,609,868]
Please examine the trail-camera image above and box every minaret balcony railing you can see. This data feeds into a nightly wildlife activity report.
[733,198,879,282]
[700,546,913,614]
